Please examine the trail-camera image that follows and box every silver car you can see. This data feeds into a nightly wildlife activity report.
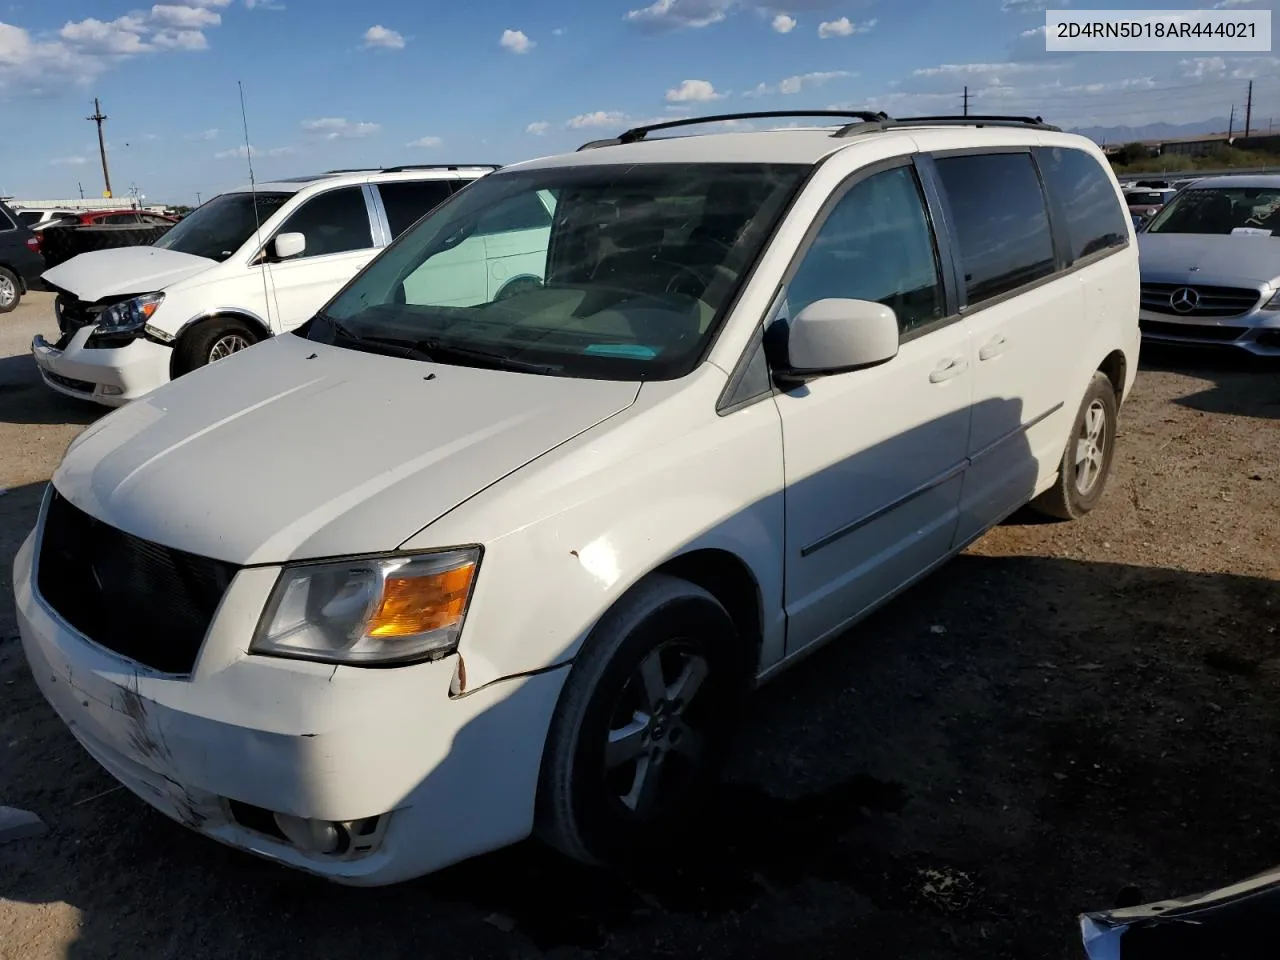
[1138,175,1280,356]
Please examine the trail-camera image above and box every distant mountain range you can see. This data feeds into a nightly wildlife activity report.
[1069,117,1236,145]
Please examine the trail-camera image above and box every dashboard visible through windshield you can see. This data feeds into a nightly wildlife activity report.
[303,162,809,381]
[153,191,291,261]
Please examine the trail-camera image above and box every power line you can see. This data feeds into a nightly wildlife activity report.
[962,85,969,116]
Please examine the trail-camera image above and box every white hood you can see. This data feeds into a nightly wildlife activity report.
[42,246,215,301]
[53,335,640,565]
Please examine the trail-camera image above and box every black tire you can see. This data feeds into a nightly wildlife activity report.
[536,573,746,867]
[173,318,258,375]
[1030,371,1119,521]
[0,266,20,314]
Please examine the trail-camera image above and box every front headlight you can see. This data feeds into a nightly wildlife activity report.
[250,548,481,666]
[95,292,164,334]
[1262,290,1280,311]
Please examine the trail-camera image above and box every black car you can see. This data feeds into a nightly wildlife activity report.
[0,199,46,313]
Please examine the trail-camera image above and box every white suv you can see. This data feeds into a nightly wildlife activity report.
[31,164,510,406]
[14,112,1139,884]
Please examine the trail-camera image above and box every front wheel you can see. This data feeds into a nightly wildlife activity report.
[173,318,258,376]
[536,574,746,866]
[1030,371,1119,521]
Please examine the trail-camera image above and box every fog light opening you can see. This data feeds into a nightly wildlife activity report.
[272,813,351,856]
[98,385,124,397]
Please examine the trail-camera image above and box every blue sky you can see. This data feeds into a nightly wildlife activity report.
[1,0,1277,204]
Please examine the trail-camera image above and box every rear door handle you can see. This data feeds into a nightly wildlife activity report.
[928,357,969,383]
[979,335,1009,361]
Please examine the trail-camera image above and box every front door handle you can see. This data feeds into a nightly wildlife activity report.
[979,335,1009,361]
[928,357,969,383]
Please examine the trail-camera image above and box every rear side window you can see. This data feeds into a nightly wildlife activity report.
[15,210,41,226]
[934,152,1055,304]
[377,180,455,238]
[1036,148,1129,263]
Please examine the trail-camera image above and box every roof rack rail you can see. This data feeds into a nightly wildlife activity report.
[577,110,891,150]
[832,114,1060,137]
[378,164,502,173]
[323,168,381,174]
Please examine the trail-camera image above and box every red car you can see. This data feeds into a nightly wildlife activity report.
[36,209,178,228]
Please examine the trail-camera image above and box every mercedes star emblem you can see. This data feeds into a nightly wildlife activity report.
[1170,287,1199,314]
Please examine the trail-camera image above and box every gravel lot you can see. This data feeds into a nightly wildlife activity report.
[2,290,1279,960]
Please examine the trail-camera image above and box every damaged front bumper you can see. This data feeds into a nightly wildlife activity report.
[1082,863,1280,959]
[12,528,568,885]
[32,326,172,407]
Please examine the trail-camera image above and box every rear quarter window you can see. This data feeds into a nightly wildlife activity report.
[1036,147,1129,262]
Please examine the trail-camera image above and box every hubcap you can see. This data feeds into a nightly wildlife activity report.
[208,333,250,362]
[0,276,15,308]
[604,642,711,819]
[1073,399,1108,495]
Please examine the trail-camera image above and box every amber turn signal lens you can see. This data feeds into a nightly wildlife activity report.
[366,561,477,638]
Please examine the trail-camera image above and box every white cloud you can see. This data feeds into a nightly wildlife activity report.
[244,0,285,8]
[185,128,219,141]
[500,28,534,53]
[818,17,876,39]
[1020,25,1046,38]
[1179,56,1228,79]
[149,4,221,28]
[748,69,852,97]
[566,110,627,128]
[665,79,725,102]
[912,61,1064,79]
[363,25,405,49]
[1213,0,1259,7]
[215,144,292,159]
[407,136,443,148]
[771,14,796,33]
[1001,0,1055,10]
[625,0,734,31]
[302,117,381,139]
[526,121,551,135]
[50,155,89,166]
[552,27,566,36]
[151,29,208,49]
[59,16,151,54]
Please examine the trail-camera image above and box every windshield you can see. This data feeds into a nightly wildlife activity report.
[1145,186,1280,235]
[153,191,291,261]
[308,162,808,380]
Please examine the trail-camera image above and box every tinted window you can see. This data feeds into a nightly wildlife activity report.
[1036,147,1129,262]
[103,212,141,224]
[0,209,14,230]
[276,186,372,257]
[15,211,41,226]
[935,152,1055,304]
[1145,186,1280,235]
[378,180,455,238]
[787,165,944,334]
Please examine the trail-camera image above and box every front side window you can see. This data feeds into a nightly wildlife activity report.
[274,186,372,258]
[1145,186,1280,235]
[1035,147,1129,262]
[786,165,944,334]
[935,152,1055,304]
[308,162,808,381]
[377,180,456,239]
[153,191,291,261]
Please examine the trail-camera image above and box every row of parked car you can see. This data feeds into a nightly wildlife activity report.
[3,111,1274,894]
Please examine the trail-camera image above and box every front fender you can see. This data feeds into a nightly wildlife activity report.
[401,370,787,690]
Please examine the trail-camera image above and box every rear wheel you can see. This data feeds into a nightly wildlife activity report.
[536,574,746,866]
[1030,371,1119,521]
[0,267,21,314]
[173,318,258,376]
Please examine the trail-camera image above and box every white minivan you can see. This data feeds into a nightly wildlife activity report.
[15,112,1140,885]
[30,164,544,406]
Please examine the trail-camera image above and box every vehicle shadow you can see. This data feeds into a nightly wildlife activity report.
[0,354,102,428]
[1139,342,1280,420]
[5,394,1279,959]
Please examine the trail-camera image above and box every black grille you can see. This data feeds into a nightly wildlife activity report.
[1140,282,1261,318]
[36,489,237,674]
[1140,319,1247,342]
[42,371,95,393]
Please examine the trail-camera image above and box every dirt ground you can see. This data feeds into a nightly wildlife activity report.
[2,291,1279,960]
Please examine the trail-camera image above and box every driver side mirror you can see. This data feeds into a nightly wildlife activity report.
[769,298,900,381]
[272,232,306,261]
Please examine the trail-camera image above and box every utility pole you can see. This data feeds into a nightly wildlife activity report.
[86,98,112,198]
[962,85,970,116]
[1228,103,1235,139]
[195,191,202,206]
[1245,80,1253,136]
[77,182,84,199]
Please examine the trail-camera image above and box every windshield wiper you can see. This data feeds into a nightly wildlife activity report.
[398,338,562,374]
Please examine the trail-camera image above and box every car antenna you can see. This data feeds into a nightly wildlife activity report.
[239,80,275,330]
